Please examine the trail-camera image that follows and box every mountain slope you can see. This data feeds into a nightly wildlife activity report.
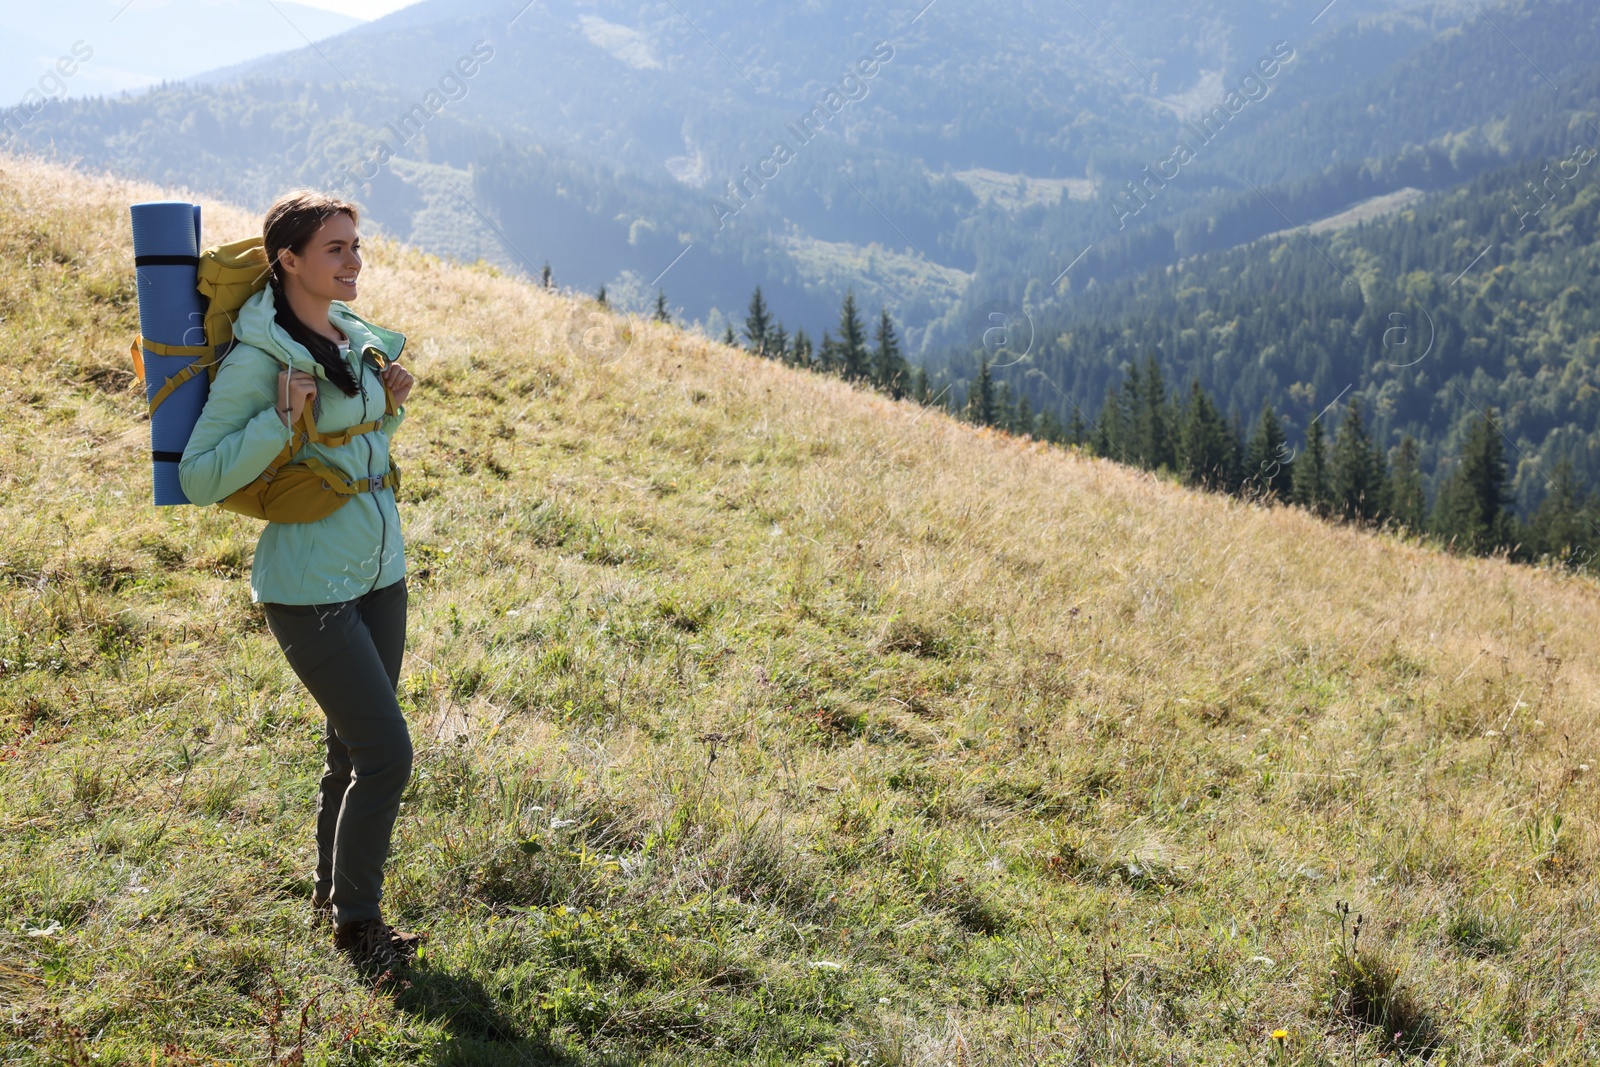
[979,150,1600,515]
[5,156,1600,1064]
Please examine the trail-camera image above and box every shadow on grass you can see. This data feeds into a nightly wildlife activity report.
[387,966,581,1067]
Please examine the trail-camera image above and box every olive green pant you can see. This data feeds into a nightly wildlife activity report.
[262,577,411,928]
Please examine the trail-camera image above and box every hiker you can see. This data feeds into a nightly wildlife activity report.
[177,190,420,978]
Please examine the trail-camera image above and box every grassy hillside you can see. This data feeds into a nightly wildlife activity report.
[5,154,1600,1065]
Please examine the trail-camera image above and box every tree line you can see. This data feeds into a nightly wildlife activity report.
[712,285,945,406]
[966,352,1600,572]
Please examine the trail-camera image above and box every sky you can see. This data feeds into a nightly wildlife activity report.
[0,0,426,104]
[277,0,419,16]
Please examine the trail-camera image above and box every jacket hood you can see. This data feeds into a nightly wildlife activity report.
[232,285,406,379]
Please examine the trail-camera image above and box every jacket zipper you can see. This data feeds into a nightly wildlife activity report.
[357,351,385,598]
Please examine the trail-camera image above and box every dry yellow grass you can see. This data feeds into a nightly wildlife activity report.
[4,152,1600,1064]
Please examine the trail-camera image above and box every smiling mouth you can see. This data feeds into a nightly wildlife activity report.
[335,275,358,285]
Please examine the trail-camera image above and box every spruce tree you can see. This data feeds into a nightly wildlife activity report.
[1095,385,1126,461]
[1129,354,1176,472]
[1177,380,1235,491]
[967,358,996,426]
[1329,396,1388,524]
[1528,457,1596,569]
[595,285,607,306]
[1387,435,1426,531]
[744,287,772,355]
[653,290,671,324]
[791,328,813,369]
[765,322,789,363]
[835,291,871,382]
[910,365,930,404]
[818,329,838,374]
[995,381,1016,433]
[1016,393,1033,438]
[1432,408,1514,554]
[1067,406,1088,448]
[1242,403,1293,501]
[540,262,554,289]
[1292,416,1331,517]
[873,308,909,399]
[721,325,737,347]
[1037,407,1063,443]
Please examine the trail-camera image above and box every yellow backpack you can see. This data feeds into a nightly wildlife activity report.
[130,236,400,523]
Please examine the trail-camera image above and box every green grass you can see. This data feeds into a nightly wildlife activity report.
[6,154,1600,1064]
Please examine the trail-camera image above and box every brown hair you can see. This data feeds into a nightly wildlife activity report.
[263,189,362,397]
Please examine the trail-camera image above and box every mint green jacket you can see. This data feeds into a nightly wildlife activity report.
[179,286,408,605]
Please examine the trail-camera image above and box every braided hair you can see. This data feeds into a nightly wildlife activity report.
[262,190,362,397]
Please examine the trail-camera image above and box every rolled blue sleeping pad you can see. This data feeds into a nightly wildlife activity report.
[131,201,207,505]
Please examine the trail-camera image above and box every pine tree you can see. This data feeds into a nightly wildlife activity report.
[1292,415,1331,517]
[1037,407,1064,443]
[791,328,813,369]
[1094,385,1126,461]
[1129,354,1176,472]
[1015,393,1033,438]
[595,285,607,306]
[1242,403,1293,501]
[1329,396,1388,524]
[1527,457,1596,569]
[1177,380,1235,491]
[1387,435,1426,531]
[818,330,838,374]
[721,325,737,347]
[910,365,930,404]
[1432,408,1514,554]
[967,358,996,426]
[1067,406,1088,448]
[834,291,871,382]
[765,321,789,363]
[540,262,554,289]
[995,381,1016,433]
[744,287,772,355]
[873,308,909,399]
[653,290,671,324]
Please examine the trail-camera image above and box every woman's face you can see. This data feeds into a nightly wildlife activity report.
[281,212,362,303]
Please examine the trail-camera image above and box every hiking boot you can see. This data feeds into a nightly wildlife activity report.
[389,924,424,962]
[334,917,411,979]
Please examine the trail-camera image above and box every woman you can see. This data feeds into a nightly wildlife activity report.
[179,190,420,978]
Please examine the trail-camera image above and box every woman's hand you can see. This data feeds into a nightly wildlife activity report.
[381,361,414,407]
[277,369,318,428]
